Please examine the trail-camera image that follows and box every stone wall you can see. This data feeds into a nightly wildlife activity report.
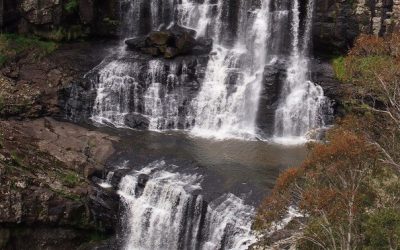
[314,0,400,53]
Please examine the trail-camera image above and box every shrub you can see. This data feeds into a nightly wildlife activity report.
[65,0,79,13]
[364,208,400,249]
[0,34,58,66]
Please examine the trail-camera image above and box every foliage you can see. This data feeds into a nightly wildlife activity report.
[61,171,82,187]
[47,26,89,42]
[0,34,58,66]
[256,33,400,249]
[10,151,25,168]
[65,0,79,13]
[256,129,382,249]
[0,95,4,112]
[364,208,400,249]
[332,56,346,82]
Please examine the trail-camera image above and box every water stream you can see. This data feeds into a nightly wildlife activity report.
[88,0,331,142]
[67,0,334,248]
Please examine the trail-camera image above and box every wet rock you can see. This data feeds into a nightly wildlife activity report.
[125,37,147,50]
[137,174,149,188]
[148,31,172,46]
[125,25,212,59]
[88,185,120,231]
[124,113,150,130]
[110,169,132,188]
[192,37,213,55]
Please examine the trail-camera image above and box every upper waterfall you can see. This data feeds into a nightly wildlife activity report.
[189,0,270,139]
[71,0,333,142]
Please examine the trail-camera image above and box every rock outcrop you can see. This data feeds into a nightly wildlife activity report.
[125,25,213,59]
[1,0,120,40]
[0,40,122,249]
[314,0,400,52]
[0,41,114,119]
[0,118,119,249]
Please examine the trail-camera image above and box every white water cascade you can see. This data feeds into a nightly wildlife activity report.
[190,0,271,140]
[118,161,256,250]
[273,0,331,143]
[85,0,332,141]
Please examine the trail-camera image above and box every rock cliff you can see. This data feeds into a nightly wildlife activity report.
[1,0,120,40]
[314,0,400,52]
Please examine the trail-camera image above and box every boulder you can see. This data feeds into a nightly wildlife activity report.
[125,24,212,59]
[125,37,147,50]
[192,37,213,55]
[164,47,179,59]
[124,113,150,130]
[147,31,172,46]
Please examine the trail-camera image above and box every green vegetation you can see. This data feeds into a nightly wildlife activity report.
[65,0,79,13]
[0,95,4,112]
[0,34,58,66]
[364,208,400,249]
[255,33,400,249]
[0,133,3,149]
[47,25,89,42]
[49,187,82,201]
[10,151,24,168]
[61,171,82,187]
[332,56,346,82]
[103,17,119,26]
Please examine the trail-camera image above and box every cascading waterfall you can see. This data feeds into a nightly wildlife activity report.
[118,161,255,250]
[87,0,332,140]
[189,0,271,139]
[273,0,331,143]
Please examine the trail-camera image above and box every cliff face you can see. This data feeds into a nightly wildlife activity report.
[1,0,120,40]
[2,0,400,49]
[314,0,400,53]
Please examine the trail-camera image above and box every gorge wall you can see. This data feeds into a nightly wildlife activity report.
[315,0,400,52]
[0,0,120,39]
[2,0,400,49]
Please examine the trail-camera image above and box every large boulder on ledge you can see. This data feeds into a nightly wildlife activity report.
[125,24,213,59]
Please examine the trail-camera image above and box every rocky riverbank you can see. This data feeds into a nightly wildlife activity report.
[0,118,119,249]
[0,40,123,249]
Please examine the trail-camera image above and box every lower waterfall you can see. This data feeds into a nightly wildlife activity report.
[117,161,255,250]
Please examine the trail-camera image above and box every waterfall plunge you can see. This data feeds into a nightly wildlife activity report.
[273,0,331,144]
[118,161,256,250]
[88,0,331,142]
[190,0,271,140]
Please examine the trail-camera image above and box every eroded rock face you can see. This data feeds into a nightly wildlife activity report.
[20,0,62,25]
[0,118,120,249]
[0,41,113,119]
[314,0,400,52]
[2,0,119,39]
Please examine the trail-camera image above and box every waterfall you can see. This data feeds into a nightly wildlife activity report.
[189,0,271,140]
[81,0,332,141]
[118,161,255,250]
[273,0,331,143]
